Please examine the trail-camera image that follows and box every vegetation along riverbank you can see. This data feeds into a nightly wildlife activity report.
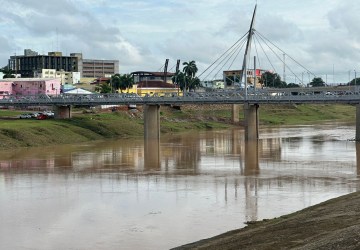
[0,103,355,150]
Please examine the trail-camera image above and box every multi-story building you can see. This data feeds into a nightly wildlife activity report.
[223,69,266,88]
[8,50,119,78]
[0,78,61,96]
[131,71,175,84]
[82,59,119,78]
[39,69,81,85]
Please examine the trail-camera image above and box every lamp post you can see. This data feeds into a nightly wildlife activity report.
[355,70,357,86]
[301,72,304,85]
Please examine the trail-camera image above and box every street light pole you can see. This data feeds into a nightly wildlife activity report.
[301,72,304,85]
[355,70,357,86]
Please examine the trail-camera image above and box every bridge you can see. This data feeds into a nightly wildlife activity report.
[1,85,360,142]
[2,5,360,145]
[1,86,360,106]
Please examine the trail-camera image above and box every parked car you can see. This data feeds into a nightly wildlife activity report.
[43,111,54,118]
[19,113,32,119]
[30,112,40,118]
[36,114,48,120]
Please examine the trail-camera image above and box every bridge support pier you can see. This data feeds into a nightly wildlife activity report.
[144,104,161,169]
[144,105,160,140]
[54,105,72,119]
[231,104,240,123]
[356,104,360,141]
[244,103,259,141]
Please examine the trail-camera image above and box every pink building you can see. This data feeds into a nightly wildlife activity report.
[0,81,13,98]
[0,78,61,97]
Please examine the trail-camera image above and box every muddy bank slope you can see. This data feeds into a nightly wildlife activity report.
[173,191,360,250]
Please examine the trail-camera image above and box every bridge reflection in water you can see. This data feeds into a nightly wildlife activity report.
[1,125,359,249]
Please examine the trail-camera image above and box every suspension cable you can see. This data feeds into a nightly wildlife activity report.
[198,32,248,79]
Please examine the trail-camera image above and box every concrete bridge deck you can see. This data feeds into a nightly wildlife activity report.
[0,86,360,107]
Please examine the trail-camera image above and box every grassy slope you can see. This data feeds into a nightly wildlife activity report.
[0,104,355,149]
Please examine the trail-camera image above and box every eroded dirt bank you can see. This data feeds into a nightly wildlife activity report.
[173,191,360,250]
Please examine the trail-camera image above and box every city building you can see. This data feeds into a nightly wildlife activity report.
[128,71,178,96]
[131,71,175,84]
[223,69,266,88]
[8,49,119,78]
[38,69,81,85]
[0,78,61,97]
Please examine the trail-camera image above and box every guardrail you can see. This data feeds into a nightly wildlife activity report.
[1,87,360,107]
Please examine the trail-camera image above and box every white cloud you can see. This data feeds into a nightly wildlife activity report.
[0,0,359,82]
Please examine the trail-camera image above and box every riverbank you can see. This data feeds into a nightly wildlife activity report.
[174,191,360,249]
[0,103,355,149]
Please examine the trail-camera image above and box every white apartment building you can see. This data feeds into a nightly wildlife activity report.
[39,69,80,85]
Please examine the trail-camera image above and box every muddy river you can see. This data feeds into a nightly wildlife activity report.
[1,122,359,249]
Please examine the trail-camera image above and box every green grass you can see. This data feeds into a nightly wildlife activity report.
[258,104,355,125]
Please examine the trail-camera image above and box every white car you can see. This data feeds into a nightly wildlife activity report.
[19,113,32,119]
[43,111,55,117]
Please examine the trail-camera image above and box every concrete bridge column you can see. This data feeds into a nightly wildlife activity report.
[144,105,160,140]
[144,104,161,169]
[232,104,240,123]
[357,104,360,141]
[54,105,72,119]
[243,103,259,141]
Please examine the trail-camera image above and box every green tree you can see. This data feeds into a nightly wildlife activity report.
[181,61,200,92]
[108,74,122,92]
[172,71,186,91]
[183,61,198,78]
[120,74,134,93]
[188,77,201,91]
[286,83,300,88]
[107,74,134,93]
[349,78,360,86]
[0,66,15,78]
[260,72,286,88]
[310,77,325,87]
[95,82,112,93]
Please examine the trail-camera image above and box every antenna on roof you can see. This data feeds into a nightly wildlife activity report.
[56,27,59,51]
[164,59,169,83]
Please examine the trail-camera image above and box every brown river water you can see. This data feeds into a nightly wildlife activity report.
[1,122,360,250]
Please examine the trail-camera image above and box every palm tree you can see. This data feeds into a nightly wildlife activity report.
[182,61,199,94]
[108,74,122,92]
[95,82,112,93]
[120,74,134,93]
[189,77,201,91]
[183,61,198,78]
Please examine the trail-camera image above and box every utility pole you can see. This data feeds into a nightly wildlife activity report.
[283,53,286,84]
[253,56,256,91]
[355,70,357,86]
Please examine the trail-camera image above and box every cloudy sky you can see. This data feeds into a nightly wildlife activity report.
[1,0,360,83]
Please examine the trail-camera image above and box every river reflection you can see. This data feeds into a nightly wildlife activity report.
[1,123,360,250]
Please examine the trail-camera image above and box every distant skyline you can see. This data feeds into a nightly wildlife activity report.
[2,0,360,83]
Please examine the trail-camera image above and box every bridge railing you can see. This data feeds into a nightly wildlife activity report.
[0,87,360,106]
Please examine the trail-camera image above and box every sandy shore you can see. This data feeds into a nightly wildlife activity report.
[173,191,360,250]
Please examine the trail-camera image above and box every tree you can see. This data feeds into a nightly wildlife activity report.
[286,83,300,88]
[95,82,112,93]
[109,74,122,92]
[188,77,201,91]
[348,78,360,86]
[120,74,134,93]
[183,61,198,78]
[0,66,15,78]
[181,61,200,92]
[260,72,286,88]
[172,71,186,91]
[310,77,325,87]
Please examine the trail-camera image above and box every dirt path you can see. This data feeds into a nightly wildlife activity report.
[173,191,360,250]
